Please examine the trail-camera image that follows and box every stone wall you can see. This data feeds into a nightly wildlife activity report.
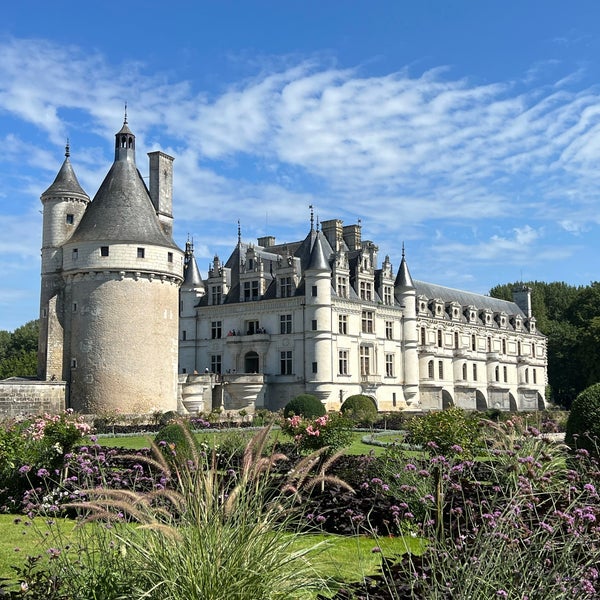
[0,379,66,418]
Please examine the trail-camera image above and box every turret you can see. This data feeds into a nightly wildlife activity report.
[38,142,89,380]
[394,245,419,405]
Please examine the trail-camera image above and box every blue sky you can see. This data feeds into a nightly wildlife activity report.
[2,1,600,332]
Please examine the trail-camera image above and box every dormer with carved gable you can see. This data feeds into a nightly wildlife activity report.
[239,245,267,302]
[511,314,523,332]
[526,317,537,334]
[332,249,350,299]
[495,311,508,329]
[480,308,494,327]
[275,253,300,298]
[430,298,445,319]
[446,301,461,322]
[376,255,395,305]
[207,255,230,305]
[417,295,429,316]
[464,305,478,324]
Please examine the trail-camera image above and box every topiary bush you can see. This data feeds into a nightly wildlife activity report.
[340,394,378,423]
[407,407,482,457]
[283,394,326,419]
[565,382,600,456]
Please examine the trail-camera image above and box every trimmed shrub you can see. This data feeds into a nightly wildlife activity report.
[407,406,482,457]
[565,382,600,456]
[283,394,326,419]
[340,394,378,423]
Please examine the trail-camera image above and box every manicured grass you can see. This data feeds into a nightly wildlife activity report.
[89,429,406,456]
[0,514,422,594]
[0,515,77,581]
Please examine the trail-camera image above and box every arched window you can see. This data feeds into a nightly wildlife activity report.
[462,363,467,380]
[428,360,434,379]
[244,351,259,373]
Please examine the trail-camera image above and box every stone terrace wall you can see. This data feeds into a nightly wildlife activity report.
[0,379,66,418]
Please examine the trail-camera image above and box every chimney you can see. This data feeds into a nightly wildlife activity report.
[512,285,532,319]
[148,151,174,237]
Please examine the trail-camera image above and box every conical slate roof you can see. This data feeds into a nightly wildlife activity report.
[183,246,204,289]
[307,231,331,272]
[68,124,178,249]
[394,247,414,290]
[41,146,89,202]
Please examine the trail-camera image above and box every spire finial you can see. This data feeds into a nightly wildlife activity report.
[124,102,128,125]
[316,214,320,232]
[65,138,70,158]
[309,204,314,231]
[237,220,241,245]
[402,242,405,259]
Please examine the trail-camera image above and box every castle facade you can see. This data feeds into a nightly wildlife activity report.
[179,216,547,413]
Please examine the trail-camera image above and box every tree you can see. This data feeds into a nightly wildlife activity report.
[0,320,39,379]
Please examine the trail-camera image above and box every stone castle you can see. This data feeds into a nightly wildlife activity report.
[0,117,548,417]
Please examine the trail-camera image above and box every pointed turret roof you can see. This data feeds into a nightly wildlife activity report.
[182,240,205,289]
[307,231,331,272]
[41,142,89,202]
[394,244,414,290]
[68,118,178,249]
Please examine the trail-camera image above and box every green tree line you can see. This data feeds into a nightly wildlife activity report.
[0,320,38,379]
[490,281,600,408]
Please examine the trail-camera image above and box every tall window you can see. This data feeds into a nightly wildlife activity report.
[361,310,374,334]
[244,281,259,301]
[339,350,349,375]
[312,319,318,331]
[420,327,426,345]
[471,334,477,351]
[360,346,372,376]
[280,314,292,334]
[338,314,348,335]
[280,351,293,375]
[502,339,507,354]
[438,361,444,379]
[428,360,434,379]
[383,286,393,305]
[280,276,293,298]
[533,368,537,384]
[462,363,467,380]
[210,355,222,374]
[495,366,500,381]
[312,285,318,297]
[454,332,459,349]
[473,364,478,381]
[385,321,393,340]
[487,337,492,352]
[503,366,508,382]
[437,329,443,347]
[211,285,222,305]
[359,281,373,301]
[337,276,348,298]
[385,354,394,377]
[246,320,259,335]
[211,321,222,339]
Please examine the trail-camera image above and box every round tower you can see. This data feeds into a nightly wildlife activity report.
[61,118,184,414]
[394,246,419,406]
[304,230,333,404]
[38,142,90,380]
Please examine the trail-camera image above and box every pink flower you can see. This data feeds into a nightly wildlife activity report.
[306,425,320,436]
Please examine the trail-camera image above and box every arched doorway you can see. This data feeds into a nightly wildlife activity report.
[244,351,259,374]
[475,390,487,411]
[509,393,517,412]
[442,390,454,409]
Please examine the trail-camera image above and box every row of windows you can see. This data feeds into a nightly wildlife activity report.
[71,247,174,263]
[426,360,538,384]
[423,328,539,357]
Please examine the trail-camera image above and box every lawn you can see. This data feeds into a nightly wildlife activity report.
[0,514,422,596]
[90,428,406,456]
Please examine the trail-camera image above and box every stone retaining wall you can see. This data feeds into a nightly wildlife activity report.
[0,379,66,418]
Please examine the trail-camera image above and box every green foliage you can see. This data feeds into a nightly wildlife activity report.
[155,421,198,465]
[565,382,600,456]
[283,394,326,419]
[0,320,39,379]
[10,427,331,599]
[406,407,482,457]
[340,395,378,423]
[489,281,600,408]
[281,413,353,453]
